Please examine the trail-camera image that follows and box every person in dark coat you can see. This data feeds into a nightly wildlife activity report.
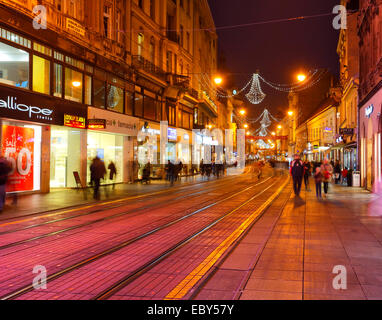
[303,161,311,190]
[0,156,12,212]
[334,161,341,184]
[90,156,106,200]
[290,154,304,197]
[108,161,117,189]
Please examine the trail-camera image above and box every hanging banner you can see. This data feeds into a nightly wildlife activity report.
[2,125,35,192]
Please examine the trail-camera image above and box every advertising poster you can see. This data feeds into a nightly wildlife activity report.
[1,125,35,192]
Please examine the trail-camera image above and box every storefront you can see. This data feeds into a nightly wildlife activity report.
[87,106,139,185]
[0,84,87,193]
[360,100,382,192]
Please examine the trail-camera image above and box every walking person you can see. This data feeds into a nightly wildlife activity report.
[321,160,333,196]
[314,167,324,200]
[290,154,304,197]
[108,161,117,190]
[303,160,311,191]
[90,156,106,200]
[334,161,341,185]
[0,156,12,213]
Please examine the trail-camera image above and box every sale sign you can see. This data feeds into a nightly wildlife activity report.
[1,125,35,192]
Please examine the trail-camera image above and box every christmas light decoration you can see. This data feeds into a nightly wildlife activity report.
[245,73,266,105]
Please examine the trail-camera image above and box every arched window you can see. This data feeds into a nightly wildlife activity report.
[137,30,144,57]
[149,37,155,64]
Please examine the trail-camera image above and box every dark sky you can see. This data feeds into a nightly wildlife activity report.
[207,0,341,123]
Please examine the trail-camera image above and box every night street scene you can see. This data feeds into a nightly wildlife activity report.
[1,0,382,312]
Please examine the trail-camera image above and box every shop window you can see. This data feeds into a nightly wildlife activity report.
[0,41,29,88]
[93,79,106,108]
[144,96,156,120]
[84,75,92,105]
[135,93,143,117]
[65,67,83,103]
[53,63,63,97]
[33,55,50,94]
[107,84,124,113]
[125,91,134,115]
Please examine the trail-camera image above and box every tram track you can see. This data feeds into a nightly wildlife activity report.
[1,175,281,300]
[0,175,264,253]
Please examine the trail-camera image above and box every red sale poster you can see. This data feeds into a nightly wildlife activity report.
[1,125,35,192]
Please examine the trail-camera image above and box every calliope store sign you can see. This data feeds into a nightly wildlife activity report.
[0,96,54,122]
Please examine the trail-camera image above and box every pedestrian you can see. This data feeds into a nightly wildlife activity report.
[0,155,12,212]
[303,160,311,190]
[341,167,348,185]
[108,161,117,189]
[90,156,106,200]
[290,154,304,197]
[334,161,341,184]
[314,167,323,200]
[321,160,333,196]
[142,162,151,184]
[168,161,175,186]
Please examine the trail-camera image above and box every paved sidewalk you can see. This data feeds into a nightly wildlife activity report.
[238,182,382,300]
[0,175,211,220]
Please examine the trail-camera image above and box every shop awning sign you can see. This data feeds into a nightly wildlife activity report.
[88,119,107,129]
[64,114,86,129]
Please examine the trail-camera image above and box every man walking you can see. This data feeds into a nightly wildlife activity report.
[0,155,12,212]
[90,156,106,200]
[290,154,304,197]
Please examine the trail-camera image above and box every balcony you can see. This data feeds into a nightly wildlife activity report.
[168,74,190,88]
[132,55,167,82]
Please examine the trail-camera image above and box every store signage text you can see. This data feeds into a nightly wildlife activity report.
[64,114,86,129]
[365,105,374,118]
[168,128,177,141]
[0,96,53,121]
[66,18,85,37]
[88,119,106,129]
[339,128,354,135]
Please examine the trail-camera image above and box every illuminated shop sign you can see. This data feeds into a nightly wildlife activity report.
[0,96,53,121]
[168,128,177,141]
[64,114,86,129]
[365,105,374,118]
[88,119,107,129]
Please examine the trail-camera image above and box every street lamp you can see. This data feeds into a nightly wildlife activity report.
[214,77,223,85]
[288,111,294,117]
[244,124,248,129]
[297,74,307,82]
[239,109,246,116]
[277,125,282,130]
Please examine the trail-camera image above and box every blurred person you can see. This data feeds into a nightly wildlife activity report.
[0,156,12,212]
[290,154,304,197]
[314,166,324,200]
[108,161,117,189]
[334,161,341,184]
[342,167,348,185]
[90,156,106,200]
[321,160,333,196]
[303,160,311,190]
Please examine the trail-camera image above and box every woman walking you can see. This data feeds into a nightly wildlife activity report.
[314,167,323,200]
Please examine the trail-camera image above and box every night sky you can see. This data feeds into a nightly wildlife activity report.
[208,0,341,124]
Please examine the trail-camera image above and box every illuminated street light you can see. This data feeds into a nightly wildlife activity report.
[297,74,306,82]
[244,124,248,129]
[277,125,282,130]
[271,132,276,136]
[288,111,294,116]
[239,109,246,116]
[214,77,223,85]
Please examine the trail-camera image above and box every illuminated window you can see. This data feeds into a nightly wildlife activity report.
[107,84,124,113]
[53,63,63,97]
[84,75,92,105]
[0,41,29,88]
[94,79,105,108]
[33,55,50,94]
[65,67,83,103]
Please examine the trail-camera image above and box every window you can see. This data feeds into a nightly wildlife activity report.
[84,75,92,105]
[139,0,143,9]
[166,51,172,73]
[138,33,144,57]
[104,5,111,39]
[33,55,50,94]
[65,67,83,103]
[144,96,156,120]
[180,25,184,47]
[125,91,134,115]
[53,63,63,97]
[93,79,105,108]
[0,41,29,89]
[150,0,155,20]
[107,84,124,113]
[149,37,155,64]
[116,10,122,43]
[186,32,190,51]
[135,93,143,117]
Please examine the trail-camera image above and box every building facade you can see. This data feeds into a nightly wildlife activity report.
[358,0,382,191]
[0,0,221,194]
